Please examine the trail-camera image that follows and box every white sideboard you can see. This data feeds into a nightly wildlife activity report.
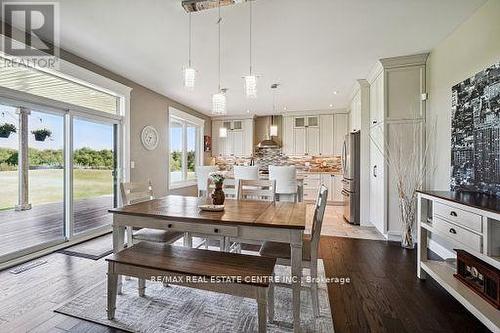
[416,191,500,332]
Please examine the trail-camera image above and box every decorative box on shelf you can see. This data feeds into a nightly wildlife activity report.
[454,249,500,309]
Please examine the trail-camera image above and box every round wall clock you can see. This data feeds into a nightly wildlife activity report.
[141,125,159,151]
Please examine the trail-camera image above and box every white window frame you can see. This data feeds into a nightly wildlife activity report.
[168,107,204,190]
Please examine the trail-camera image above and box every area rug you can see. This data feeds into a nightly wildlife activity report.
[57,234,113,260]
[55,261,334,332]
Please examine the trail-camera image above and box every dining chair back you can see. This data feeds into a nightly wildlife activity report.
[269,165,298,201]
[310,185,328,258]
[233,165,259,180]
[196,165,218,196]
[120,180,153,205]
[206,178,240,199]
[239,179,276,202]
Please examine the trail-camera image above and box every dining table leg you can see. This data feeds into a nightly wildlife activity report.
[112,222,126,294]
[290,231,303,333]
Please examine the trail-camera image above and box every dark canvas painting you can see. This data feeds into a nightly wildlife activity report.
[450,61,500,197]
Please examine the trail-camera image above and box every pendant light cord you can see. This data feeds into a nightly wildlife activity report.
[249,0,252,75]
[217,0,221,92]
[188,12,192,67]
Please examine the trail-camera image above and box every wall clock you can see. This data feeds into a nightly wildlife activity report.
[141,125,159,151]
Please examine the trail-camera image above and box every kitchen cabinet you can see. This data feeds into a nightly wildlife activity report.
[367,53,428,238]
[283,113,347,156]
[212,118,253,157]
[300,173,343,203]
[333,113,348,155]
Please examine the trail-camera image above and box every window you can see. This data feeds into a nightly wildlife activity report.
[169,108,203,188]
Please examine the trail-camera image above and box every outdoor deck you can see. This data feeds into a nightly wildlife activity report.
[0,196,113,257]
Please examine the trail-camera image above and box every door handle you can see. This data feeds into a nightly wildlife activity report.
[449,228,457,234]
[450,211,457,217]
[373,165,377,177]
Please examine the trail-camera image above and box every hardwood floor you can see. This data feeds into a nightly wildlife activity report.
[0,235,490,332]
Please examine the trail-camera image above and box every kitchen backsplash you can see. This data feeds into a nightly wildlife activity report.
[213,148,342,173]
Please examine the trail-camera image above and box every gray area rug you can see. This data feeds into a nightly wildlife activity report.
[55,261,334,332]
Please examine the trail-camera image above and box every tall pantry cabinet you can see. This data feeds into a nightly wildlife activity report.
[368,53,428,240]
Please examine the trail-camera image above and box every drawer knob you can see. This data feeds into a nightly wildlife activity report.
[168,224,173,228]
[449,228,457,234]
[214,228,219,233]
[450,211,457,217]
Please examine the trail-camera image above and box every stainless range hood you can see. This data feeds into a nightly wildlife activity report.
[182,0,247,13]
[255,115,281,148]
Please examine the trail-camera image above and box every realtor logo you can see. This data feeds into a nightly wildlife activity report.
[1,2,59,68]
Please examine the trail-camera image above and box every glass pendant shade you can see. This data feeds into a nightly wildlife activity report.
[219,126,227,138]
[244,75,257,98]
[270,124,278,137]
[212,92,226,115]
[184,67,196,89]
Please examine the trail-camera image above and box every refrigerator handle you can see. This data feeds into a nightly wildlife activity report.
[341,140,346,174]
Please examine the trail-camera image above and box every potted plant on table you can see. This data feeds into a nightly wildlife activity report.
[32,128,52,142]
[0,123,16,138]
[209,171,226,205]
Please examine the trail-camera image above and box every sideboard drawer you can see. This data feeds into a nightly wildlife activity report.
[434,202,482,233]
[433,216,482,252]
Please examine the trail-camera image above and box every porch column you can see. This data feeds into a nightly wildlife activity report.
[15,107,31,211]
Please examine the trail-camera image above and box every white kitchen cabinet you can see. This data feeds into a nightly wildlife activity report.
[333,113,348,155]
[315,173,343,203]
[367,53,428,238]
[282,116,294,155]
[319,114,334,155]
[293,127,306,155]
[212,118,254,157]
[306,126,320,155]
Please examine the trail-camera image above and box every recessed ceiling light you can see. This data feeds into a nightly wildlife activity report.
[283,106,287,111]
[333,91,338,95]
[246,109,250,113]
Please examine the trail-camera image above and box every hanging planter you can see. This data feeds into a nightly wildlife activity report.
[0,123,16,138]
[31,128,52,142]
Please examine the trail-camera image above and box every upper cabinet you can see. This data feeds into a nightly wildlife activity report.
[212,118,254,157]
[283,113,348,156]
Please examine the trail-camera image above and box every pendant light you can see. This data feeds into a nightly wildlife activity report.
[244,0,257,98]
[212,1,226,115]
[270,83,278,136]
[184,12,196,89]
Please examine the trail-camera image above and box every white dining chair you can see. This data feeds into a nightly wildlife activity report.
[233,165,259,180]
[227,179,276,253]
[269,165,298,202]
[259,185,328,319]
[196,165,218,196]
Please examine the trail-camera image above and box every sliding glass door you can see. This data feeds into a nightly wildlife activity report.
[0,104,65,259]
[0,103,120,263]
[73,117,117,235]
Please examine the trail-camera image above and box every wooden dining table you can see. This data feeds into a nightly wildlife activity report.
[109,195,306,332]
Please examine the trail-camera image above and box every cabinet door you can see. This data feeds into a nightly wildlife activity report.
[294,117,306,128]
[294,127,306,155]
[242,119,254,156]
[212,121,222,156]
[231,130,244,156]
[369,125,385,232]
[333,113,348,155]
[282,116,294,155]
[370,73,384,126]
[319,114,334,155]
[233,120,243,130]
[306,127,320,155]
[307,116,319,127]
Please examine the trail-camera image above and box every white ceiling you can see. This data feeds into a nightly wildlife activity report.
[19,0,487,115]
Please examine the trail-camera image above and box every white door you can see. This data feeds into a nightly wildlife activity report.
[306,126,320,155]
[231,130,244,156]
[369,124,385,233]
[319,114,334,155]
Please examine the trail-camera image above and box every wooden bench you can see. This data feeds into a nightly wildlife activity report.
[106,242,276,333]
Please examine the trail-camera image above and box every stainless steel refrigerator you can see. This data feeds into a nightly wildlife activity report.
[341,131,360,224]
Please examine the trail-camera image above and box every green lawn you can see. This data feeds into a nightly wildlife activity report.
[0,169,113,210]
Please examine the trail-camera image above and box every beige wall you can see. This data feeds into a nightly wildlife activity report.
[58,50,211,197]
[425,0,500,190]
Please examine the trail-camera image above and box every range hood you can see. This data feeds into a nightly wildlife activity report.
[256,116,280,148]
[182,0,247,13]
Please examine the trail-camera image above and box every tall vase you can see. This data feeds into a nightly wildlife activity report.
[212,182,225,205]
[399,196,416,249]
